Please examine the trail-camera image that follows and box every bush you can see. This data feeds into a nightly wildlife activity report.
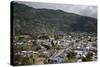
[14,54,22,65]
[27,58,35,64]
[20,44,29,50]
[44,58,48,64]
[22,56,35,65]
[51,44,60,49]
[67,52,76,59]
[63,56,69,63]
[82,52,93,62]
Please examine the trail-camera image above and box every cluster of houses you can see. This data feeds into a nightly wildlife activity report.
[14,32,97,64]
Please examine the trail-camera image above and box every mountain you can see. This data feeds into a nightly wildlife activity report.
[11,2,97,35]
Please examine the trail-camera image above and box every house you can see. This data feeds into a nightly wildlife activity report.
[16,42,24,45]
[77,59,82,62]
[48,56,64,64]
[74,50,87,58]
[21,50,33,57]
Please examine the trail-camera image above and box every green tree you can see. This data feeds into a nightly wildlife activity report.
[82,52,93,62]
[44,58,48,64]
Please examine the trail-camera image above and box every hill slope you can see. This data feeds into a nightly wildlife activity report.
[11,2,97,35]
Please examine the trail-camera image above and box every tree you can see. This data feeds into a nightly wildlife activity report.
[14,54,22,65]
[44,58,48,64]
[22,55,35,65]
[82,52,93,62]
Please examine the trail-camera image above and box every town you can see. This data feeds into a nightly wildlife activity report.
[13,32,97,65]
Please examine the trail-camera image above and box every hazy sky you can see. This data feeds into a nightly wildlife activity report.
[16,1,97,18]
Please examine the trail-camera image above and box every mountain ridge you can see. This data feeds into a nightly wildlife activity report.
[12,2,97,35]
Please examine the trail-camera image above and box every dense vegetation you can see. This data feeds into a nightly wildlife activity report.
[12,2,97,35]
